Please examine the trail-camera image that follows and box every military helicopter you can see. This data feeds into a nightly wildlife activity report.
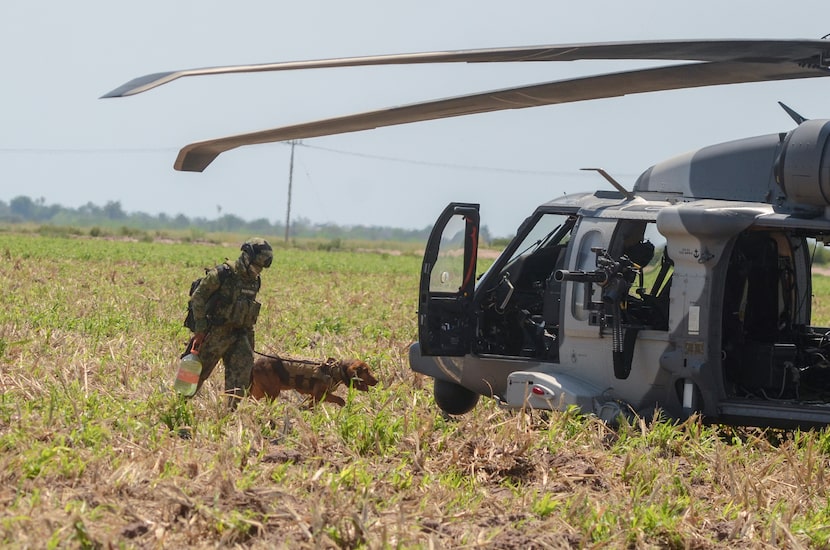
[106,38,830,428]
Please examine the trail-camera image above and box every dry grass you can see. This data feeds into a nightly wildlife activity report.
[0,233,829,548]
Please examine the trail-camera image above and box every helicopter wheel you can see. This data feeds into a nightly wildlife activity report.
[433,379,479,416]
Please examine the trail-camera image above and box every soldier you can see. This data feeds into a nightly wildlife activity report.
[187,238,273,407]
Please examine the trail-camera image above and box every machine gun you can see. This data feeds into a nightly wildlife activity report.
[554,247,638,302]
[554,247,640,379]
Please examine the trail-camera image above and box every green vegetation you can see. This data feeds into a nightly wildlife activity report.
[0,195,499,243]
[1,231,830,547]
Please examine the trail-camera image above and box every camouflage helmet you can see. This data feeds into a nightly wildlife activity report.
[241,238,273,269]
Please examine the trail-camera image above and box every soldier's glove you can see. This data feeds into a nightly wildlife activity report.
[191,332,206,353]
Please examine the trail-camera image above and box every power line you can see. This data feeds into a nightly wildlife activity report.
[299,142,598,177]
[0,143,639,178]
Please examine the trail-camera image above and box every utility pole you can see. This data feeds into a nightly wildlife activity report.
[284,140,300,243]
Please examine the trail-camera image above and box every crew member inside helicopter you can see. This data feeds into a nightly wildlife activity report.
[612,221,670,332]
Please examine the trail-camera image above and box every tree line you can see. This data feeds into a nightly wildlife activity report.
[0,195,494,243]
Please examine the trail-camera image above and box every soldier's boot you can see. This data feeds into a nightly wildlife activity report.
[226,387,246,410]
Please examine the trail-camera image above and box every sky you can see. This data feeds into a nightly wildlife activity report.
[2,1,830,238]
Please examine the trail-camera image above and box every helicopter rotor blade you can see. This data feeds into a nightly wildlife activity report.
[101,39,830,98]
[175,60,830,172]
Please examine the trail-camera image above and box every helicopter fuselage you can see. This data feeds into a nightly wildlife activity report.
[411,121,830,428]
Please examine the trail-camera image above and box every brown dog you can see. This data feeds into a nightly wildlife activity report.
[250,354,378,406]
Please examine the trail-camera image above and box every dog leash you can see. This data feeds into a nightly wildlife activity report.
[254,350,327,366]
[255,351,363,385]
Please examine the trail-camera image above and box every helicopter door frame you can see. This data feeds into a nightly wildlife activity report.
[418,203,480,356]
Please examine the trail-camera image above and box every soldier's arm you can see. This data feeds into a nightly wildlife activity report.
[190,268,223,333]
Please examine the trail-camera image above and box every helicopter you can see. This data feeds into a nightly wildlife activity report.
[106,38,830,428]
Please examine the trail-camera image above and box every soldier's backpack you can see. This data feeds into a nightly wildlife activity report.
[183,263,232,331]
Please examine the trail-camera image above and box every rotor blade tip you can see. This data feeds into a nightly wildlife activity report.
[100,71,178,98]
[175,149,217,172]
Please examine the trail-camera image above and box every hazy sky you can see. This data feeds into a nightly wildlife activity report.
[2,1,830,237]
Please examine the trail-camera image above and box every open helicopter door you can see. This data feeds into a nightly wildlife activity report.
[418,203,480,356]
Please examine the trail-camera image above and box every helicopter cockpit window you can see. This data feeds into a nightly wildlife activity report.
[504,214,574,267]
[474,213,576,360]
[429,214,468,293]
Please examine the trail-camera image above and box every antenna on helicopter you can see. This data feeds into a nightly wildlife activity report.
[581,168,635,200]
[778,101,808,124]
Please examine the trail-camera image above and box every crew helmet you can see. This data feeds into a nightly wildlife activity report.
[241,238,273,269]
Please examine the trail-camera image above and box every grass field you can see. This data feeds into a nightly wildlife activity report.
[2,231,830,548]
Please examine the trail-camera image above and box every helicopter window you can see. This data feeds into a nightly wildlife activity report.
[572,229,604,322]
[429,214,468,293]
[485,213,575,299]
[567,219,670,330]
[473,213,576,360]
[503,214,574,267]
[608,220,675,331]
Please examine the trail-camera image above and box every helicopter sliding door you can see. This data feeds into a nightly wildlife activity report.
[418,203,480,356]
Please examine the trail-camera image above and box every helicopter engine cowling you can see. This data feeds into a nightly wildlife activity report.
[775,119,830,207]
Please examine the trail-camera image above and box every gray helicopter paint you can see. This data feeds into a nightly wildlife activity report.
[411,190,830,419]
[657,204,761,415]
[636,119,830,219]
[634,133,783,203]
[777,119,830,206]
[550,202,763,414]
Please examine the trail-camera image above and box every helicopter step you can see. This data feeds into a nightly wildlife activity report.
[717,400,830,429]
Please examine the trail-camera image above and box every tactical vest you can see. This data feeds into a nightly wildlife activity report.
[208,269,262,329]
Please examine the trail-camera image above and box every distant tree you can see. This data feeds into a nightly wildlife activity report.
[39,204,60,222]
[103,201,127,220]
[10,196,35,219]
[172,214,190,229]
[78,202,102,217]
[248,218,274,233]
[213,214,246,232]
[480,225,493,245]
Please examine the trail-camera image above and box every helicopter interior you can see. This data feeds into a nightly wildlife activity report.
[721,229,830,404]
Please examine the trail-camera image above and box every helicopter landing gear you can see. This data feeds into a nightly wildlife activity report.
[433,379,479,415]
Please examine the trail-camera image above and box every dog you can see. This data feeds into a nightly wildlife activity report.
[250,354,378,406]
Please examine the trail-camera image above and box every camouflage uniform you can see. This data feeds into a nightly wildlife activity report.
[189,238,273,407]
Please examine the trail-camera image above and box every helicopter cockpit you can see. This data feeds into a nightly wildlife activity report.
[475,211,576,360]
